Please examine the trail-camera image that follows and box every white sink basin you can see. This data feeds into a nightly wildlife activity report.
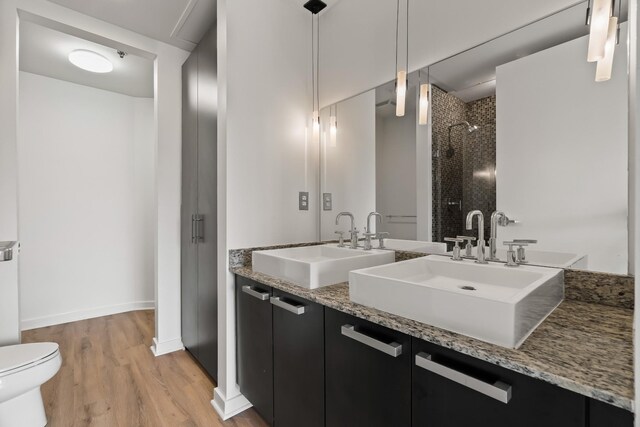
[253,244,395,289]
[451,247,587,269]
[375,239,447,254]
[349,256,563,348]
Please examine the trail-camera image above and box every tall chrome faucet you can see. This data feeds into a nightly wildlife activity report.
[488,211,505,260]
[364,212,383,250]
[336,212,359,249]
[466,210,488,264]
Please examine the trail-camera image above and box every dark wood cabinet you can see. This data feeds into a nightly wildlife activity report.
[412,338,586,427]
[272,289,324,427]
[236,277,273,425]
[325,308,411,427]
[590,398,633,427]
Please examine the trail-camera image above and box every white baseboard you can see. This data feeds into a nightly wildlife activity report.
[212,388,252,421]
[150,336,185,356]
[20,300,155,331]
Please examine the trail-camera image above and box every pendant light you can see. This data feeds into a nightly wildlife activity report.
[587,0,613,62]
[595,15,618,81]
[304,0,327,139]
[395,0,409,117]
[329,104,338,147]
[418,68,430,125]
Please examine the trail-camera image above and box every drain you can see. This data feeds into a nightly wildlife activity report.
[460,285,476,291]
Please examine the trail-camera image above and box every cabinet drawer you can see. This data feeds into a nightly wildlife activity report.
[272,290,324,427]
[325,308,411,427]
[590,398,633,427]
[412,338,586,427]
[236,277,273,425]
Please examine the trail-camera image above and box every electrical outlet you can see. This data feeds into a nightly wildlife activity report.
[323,193,332,211]
[299,192,309,211]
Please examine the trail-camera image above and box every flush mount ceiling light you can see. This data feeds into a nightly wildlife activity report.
[68,49,113,73]
[395,0,409,117]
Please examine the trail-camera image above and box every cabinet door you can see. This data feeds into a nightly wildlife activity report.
[180,51,199,357]
[195,24,218,381]
[236,277,273,425]
[590,399,633,427]
[325,308,411,427]
[272,290,324,427]
[412,338,586,427]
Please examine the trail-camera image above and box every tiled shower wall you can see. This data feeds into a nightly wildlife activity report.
[431,86,496,242]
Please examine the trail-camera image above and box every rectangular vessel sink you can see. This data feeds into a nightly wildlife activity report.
[349,256,563,348]
[253,244,395,289]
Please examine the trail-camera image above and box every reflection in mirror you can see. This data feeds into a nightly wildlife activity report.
[320,2,629,274]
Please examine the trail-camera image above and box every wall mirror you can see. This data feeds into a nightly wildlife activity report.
[319,1,630,275]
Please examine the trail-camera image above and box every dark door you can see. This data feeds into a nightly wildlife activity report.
[412,338,586,427]
[590,399,633,427]
[272,289,324,427]
[195,24,218,381]
[236,277,273,425]
[325,308,411,427]
[180,52,199,356]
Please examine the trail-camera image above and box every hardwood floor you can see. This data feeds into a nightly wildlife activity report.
[22,310,268,427]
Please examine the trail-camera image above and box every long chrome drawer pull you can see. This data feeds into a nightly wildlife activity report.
[241,285,269,301]
[415,352,512,403]
[341,325,402,357]
[270,297,305,315]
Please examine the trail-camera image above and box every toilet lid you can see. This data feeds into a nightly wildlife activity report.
[0,342,59,374]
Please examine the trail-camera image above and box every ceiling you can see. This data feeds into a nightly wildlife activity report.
[45,0,216,51]
[20,19,154,97]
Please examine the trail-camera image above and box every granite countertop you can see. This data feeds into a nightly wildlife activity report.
[231,265,634,412]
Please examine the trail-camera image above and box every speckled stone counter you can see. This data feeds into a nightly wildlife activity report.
[230,246,634,412]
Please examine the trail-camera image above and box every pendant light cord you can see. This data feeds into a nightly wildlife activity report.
[317,13,320,113]
[395,0,409,75]
[406,0,409,73]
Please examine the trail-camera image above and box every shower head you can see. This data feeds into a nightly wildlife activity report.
[448,121,479,133]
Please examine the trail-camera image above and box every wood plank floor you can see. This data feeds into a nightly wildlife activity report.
[22,310,268,427]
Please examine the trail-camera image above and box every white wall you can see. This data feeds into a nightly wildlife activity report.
[321,90,376,240]
[0,0,189,351]
[497,32,628,274]
[376,108,417,239]
[215,0,317,418]
[18,72,154,328]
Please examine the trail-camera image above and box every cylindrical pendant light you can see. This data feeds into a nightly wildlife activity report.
[395,0,408,117]
[595,16,618,82]
[329,104,337,148]
[304,0,327,139]
[587,0,613,62]
[418,69,429,125]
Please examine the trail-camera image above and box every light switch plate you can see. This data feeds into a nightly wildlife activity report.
[323,193,332,211]
[299,192,309,211]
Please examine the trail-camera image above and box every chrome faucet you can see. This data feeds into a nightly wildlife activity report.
[466,210,488,264]
[364,212,383,250]
[489,211,505,260]
[336,212,358,249]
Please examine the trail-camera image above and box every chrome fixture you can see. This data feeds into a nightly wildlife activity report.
[364,212,383,250]
[489,211,517,260]
[457,235,476,257]
[335,212,359,249]
[513,239,537,264]
[445,121,480,158]
[335,231,346,248]
[466,210,487,264]
[444,237,464,261]
[504,241,528,267]
[377,232,390,249]
[0,241,17,262]
[116,50,127,59]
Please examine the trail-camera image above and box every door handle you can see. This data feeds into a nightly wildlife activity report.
[194,214,204,243]
[341,324,402,357]
[241,285,269,301]
[415,352,512,403]
[191,214,197,243]
[270,297,305,315]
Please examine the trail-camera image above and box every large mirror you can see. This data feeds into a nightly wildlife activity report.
[319,2,630,275]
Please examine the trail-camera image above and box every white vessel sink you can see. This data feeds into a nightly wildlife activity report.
[375,239,447,254]
[349,256,563,348]
[453,247,587,269]
[253,245,395,289]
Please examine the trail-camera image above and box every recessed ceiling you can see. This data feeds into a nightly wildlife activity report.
[45,0,216,51]
[20,20,154,98]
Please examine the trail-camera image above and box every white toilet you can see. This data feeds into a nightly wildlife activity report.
[0,343,61,427]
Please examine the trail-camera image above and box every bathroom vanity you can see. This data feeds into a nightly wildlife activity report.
[232,243,633,427]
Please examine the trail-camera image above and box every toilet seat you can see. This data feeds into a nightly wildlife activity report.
[0,343,60,378]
